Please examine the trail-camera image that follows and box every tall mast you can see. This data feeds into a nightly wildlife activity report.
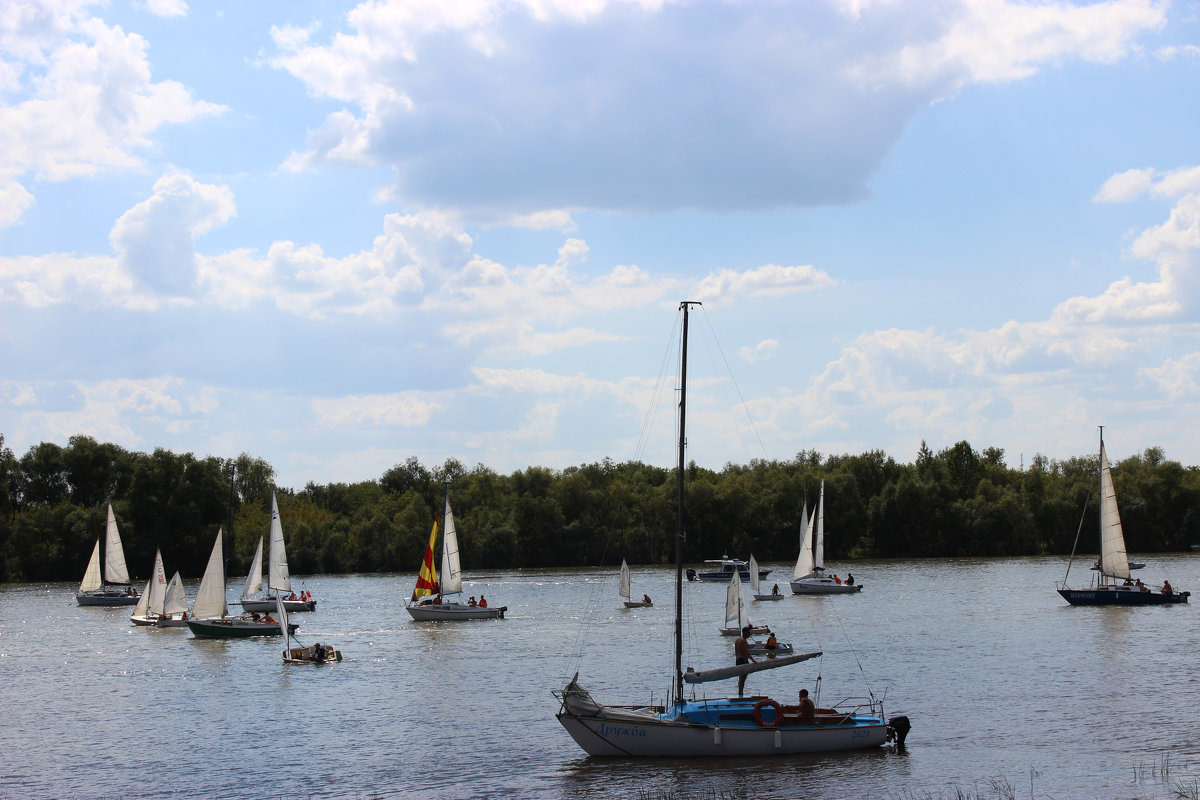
[675,301,701,705]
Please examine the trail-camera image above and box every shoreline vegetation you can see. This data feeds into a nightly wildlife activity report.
[2,433,1198,584]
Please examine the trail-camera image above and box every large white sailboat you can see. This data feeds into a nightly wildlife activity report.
[405,485,506,621]
[789,480,862,595]
[1057,429,1189,606]
[76,504,140,606]
[555,301,909,757]
[185,528,299,638]
[239,493,316,613]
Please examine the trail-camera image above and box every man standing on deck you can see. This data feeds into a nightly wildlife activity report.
[734,625,756,697]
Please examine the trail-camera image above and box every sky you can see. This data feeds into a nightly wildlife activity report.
[2,0,1200,490]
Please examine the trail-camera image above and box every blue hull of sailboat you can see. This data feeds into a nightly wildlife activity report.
[1058,588,1189,605]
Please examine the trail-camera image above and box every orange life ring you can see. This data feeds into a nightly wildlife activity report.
[752,698,782,728]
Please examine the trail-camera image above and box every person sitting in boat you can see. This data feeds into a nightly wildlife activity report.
[479,595,488,607]
[796,688,815,722]
[771,583,780,596]
[1123,577,1134,585]
[765,630,778,650]
[287,592,296,600]
[433,594,442,604]
[1162,580,1174,595]
[845,573,854,586]
[313,643,325,661]
[642,593,652,604]
[250,611,261,621]
[833,574,842,584]
[1136,578,1149,593]
[468,596,477,606]
[263,614,276,624]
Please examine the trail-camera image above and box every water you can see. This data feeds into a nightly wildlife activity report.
[3,555,1199,799]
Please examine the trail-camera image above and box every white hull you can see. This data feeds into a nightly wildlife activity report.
[556,710,888,757]
[239,597,316,613]
[719,625,769,637]
[790,577,862,595]
[406,602,505,621]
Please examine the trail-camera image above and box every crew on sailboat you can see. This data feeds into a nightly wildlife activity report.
[1163,580,1174,594]
[642,593,652,604]
[734,626,756,697]
[479,595,488,607]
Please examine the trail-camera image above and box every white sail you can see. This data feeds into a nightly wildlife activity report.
[192,529,228,619]
[792,501,814,579]
[146,549,168,615]
[725,570,749,630]
[814,480,825,571]
[619,559,631,600]
[79,540,102,593]
[103,504,132,585]
[132,578,152,616]
[1098,440,1131,580]
[440,498,463,595]
[268,492,291,593]
[163,572,188,616]
[277,595,291,654]
[749,554,761,593]
[242,537,263,599]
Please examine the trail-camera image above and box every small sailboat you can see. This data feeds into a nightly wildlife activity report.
[789,481,862,595]
[620,559,652,608]
[718,570,767,636]
[279,596,341,664]
[185,528,299,638]
[238,493,316,612]
[555,301,909,757]
[405,483,506,621]
[1057,429,1190,606]
[156,571,190,627]
[750,554,783,601]
[76,504,140,606]
[130,549,170,626]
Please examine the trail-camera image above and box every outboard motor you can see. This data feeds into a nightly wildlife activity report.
[887,715,911,748]
[686,568,697,581]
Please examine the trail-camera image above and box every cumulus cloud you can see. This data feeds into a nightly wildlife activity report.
[141,0,188,18]
[693,264,836,306]
[0,3,224,227]
[268,0,1163,219]
[111,171,236,296]
[311,393,439,427]
[740,339,781,364]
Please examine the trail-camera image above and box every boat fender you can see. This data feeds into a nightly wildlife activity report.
[752,699,782,728]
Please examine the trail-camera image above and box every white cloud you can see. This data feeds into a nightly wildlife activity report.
[0,5,224,227]
[693,264,837,306]
[311,393,439,427]
[1141,352,1200,400]
[141,0,188,18]
[740,339,781,364]
[267,1,1165,219]
[1094,167,1156,202]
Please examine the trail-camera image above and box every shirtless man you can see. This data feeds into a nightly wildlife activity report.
[734,626,756,697]
[796,688,815,722]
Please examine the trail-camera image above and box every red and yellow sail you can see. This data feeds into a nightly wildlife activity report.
[411,519,440,601]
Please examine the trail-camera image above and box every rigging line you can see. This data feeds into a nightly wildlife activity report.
[832,605,876,699]
[697,305,771,463]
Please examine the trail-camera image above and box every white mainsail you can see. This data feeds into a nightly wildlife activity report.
[1098,440,1131,580]
[814,480,825,571]
[792,500,814,579]
[103,504,131,585]
[242,537,263,599]
[749,554,761,593]
[79,540,102,593]
[192,529,228,619]
[725,570,749,631]
[619,559,632,600]
[163,572,188,617]
[268,492,291,593]
[146,549,168,615]
[440,498,463,595]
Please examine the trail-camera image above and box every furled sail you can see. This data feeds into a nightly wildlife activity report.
[684,652,822,683]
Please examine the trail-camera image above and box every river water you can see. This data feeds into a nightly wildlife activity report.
[2,554,1199,799]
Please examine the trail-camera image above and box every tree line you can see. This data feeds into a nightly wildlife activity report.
[1,433,1198,584]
